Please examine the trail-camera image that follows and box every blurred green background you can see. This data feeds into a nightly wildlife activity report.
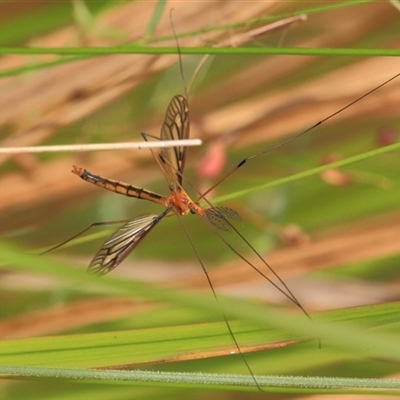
[0,0,400,398]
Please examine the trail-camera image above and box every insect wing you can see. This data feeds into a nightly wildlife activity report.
[159,95,190,190]
[203,207,242,231]
[88,213,165,275]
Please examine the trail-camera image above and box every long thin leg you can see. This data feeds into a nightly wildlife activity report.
[198,71,400,200]
[175,215,264,392]
[200,213,311,319]
[40,219,130,254]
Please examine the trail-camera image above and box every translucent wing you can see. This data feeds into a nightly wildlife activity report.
[203,207,242,231]
[88,212,166,275]
[159,95,189,190]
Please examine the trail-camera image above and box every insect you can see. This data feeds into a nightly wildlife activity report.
[70,94,305,312]
[71,95,242,275]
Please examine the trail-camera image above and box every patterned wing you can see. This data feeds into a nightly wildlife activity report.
[159,95,189,190]
[88,213,166,275]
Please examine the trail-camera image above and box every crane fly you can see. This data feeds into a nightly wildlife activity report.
[70,94,304,314]
[72,95,243,276]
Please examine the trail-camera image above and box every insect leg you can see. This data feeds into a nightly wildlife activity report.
[39,219,130,254]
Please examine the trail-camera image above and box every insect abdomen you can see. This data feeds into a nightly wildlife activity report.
[72,165,168,206]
